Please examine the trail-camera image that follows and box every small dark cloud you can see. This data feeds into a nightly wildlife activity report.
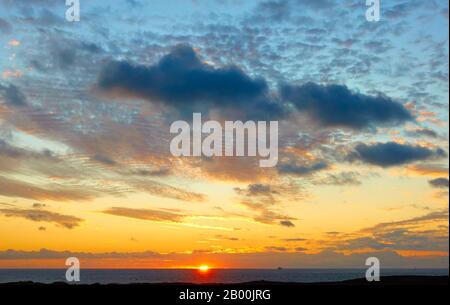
[295,247,308,252]
[252,0,292,22]
[326,232,341,236]
[441,8,449,19]
[15,7,62,27]
[80,42,103,54]
[281,83,413,130]
[96,44,285,120]
[38,37,104,71]
[351,142,446,167]
[0,139,22,158]
[280,220,295,228]
[384,2,416,20]
[341,237,392,251]
[0,208,83,229]
[0,140,56,162]
[103,207,184,223]
[282,238,306,242]
[278,161,328,176]
[406,128,439,138]
[315,172,362,186]
[53,48,77,69]
[294,0,335,9]
[408,164,449,176]
[35,8,61,26]
[247,184,272,194]
[38,226,46,231]
[265,246,289,252]
[134,168,171,177]
[32,203,47,209]
[250,0,335,23]
[235,183,301,227]
[234,184,275,196]
[91,154,117,166]
[29,59,48,72]
[239,201,297,227]
[0,18,12,34]
[132,167,172,177]
[429,178,449,189]
[126,0,143,8]
[215,234,239,241]
[0,83,28,107]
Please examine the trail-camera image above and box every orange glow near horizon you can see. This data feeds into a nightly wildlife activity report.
[198,265,210,273]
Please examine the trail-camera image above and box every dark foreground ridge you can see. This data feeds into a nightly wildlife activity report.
[1,276,448,304]
[2,275,448,286]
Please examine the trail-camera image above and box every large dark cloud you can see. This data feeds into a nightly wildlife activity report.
[97,45,285,120]
[96,45,417,128]
[281,83,414,129]
[351,142,446,167]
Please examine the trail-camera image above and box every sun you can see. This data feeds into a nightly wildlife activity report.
[198,265,210,272]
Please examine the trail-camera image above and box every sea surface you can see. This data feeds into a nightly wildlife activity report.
[0,269,448,284]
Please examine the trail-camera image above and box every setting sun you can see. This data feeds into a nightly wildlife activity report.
[198,265,210,272]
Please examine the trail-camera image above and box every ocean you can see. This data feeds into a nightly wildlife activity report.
[0,269,448,284]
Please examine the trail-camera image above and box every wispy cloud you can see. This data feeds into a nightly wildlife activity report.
[429,178,449,189]
[0,207,83,229]
[103,207,185,223]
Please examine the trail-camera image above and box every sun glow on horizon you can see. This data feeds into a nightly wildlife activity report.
[198,265,210,273]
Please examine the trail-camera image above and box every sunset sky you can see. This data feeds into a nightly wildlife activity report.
[0,0,448,269]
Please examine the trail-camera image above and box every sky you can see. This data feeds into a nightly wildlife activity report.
[0,0,448,269]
